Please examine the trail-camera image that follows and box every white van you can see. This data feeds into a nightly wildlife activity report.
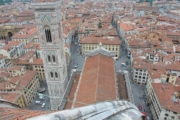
[41,103,45,107]
[121,63,127,66]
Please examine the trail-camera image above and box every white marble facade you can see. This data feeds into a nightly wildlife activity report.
[32,1,68,110]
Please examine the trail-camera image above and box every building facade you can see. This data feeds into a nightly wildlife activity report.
[12,27,37,45]
[32,58,45,80]
[80,36,121,58]
[0,93,26,108]
[0,66,39,107]
[33,0,68,110]
[0,55,6,68]
[133,67,149,85]
[146,80,180,120]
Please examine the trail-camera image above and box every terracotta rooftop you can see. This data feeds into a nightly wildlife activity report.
[175,78,180,86]
[167,62,180,71]
[0,107,51,120]
[19,70,37,88]
[31,58,43,65]
[2,41,22,50]
[0,93,20,103]
[73,54,117,108]
[70,18,82,23]
[64,73,80,109]
[19,51,35,61]
[24,43,40,50]
[152,83,180,113]
[80,35,121,45]
[7,66,24,71]
[120,23,137,31]
[12,27,37,39]
[166,32,180,36]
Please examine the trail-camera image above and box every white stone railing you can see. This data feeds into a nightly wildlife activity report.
[123,71,135,104]
[27,100,143,120]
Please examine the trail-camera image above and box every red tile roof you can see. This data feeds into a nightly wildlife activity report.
[19,70,37,88]
[0,93,20,103]
[80,35,121,45]
[74,54,117,107]
[167,62,180,71]
[12,27,37,39]
[0,107,51,120]
[31,58,43,65]
[2,41,22,50]
[120,23,137,31]
[24,43,40,50]
[166,32,180,36]
[64,73,80,109]
[152,83,180,113]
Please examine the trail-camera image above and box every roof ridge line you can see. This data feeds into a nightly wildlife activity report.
[95,54,101,103]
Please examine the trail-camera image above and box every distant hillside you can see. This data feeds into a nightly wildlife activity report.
[21,0,32,2]
[0,0,12,5]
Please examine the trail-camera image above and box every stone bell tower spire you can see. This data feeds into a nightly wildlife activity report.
[32,0,68,110]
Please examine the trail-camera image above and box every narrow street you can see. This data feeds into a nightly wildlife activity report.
[67,36,85,74]
[115,35,152,119]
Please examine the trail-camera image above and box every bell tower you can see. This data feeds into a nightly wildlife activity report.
[32,0,68,110]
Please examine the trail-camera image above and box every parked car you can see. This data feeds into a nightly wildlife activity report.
[41,103,45,108]
[39,96,44,100]
[38,93,43,97]
[35,101,42,104]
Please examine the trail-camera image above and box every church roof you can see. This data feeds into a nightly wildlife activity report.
[72,54,117,108]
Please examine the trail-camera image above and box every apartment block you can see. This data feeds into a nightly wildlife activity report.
[1,41,25,58]
[12,26,37,45]
[0,66,40,107]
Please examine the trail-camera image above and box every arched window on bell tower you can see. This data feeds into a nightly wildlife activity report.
[50,72,53,78]
[55,72,58,78]
[52,55,56,63]
[48,55,51,62]
[44,25,52,43]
